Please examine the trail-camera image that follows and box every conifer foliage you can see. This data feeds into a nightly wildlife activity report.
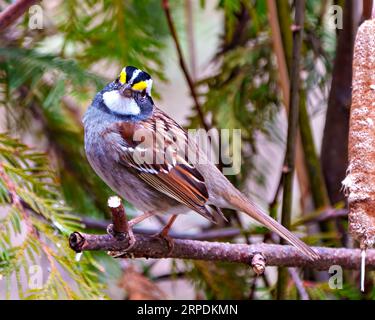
[0,134,105,299]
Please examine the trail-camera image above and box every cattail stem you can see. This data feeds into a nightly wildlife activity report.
[345,18,375,292]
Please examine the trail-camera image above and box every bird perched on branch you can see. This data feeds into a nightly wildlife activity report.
[83,66,318,260]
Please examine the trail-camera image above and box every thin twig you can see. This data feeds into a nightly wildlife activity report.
[248,276,258,300]
[281,0,305,235]
[0,0,38,31]
[277,0,306,300]
[266,0,310,205]
[161,0,209,132]
[184,0,197,80]
[266,0,289,107]
[288,267,309,300]
[295,208,348,226]
[68,231,375,270]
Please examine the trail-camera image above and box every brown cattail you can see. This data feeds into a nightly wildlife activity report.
[343,19,375,291]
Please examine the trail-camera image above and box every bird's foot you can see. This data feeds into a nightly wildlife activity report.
[150,232,175,255]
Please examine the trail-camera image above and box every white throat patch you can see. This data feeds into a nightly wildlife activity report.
[102,90,140,116]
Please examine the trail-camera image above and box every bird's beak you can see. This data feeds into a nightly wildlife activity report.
[119,84,133,98]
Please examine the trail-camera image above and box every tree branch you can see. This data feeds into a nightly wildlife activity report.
[68,195,361,274]
[0,0,38,31]
[68,231,375,271]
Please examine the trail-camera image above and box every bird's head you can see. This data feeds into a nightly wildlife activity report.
[100,66,154,118]
[117,65,153,97]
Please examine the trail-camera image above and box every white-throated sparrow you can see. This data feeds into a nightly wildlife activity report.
[83,66,318,260]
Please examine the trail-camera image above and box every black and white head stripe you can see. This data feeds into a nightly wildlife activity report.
[123,66,137,84]
[119,66,153,95]
[131,69,151,83]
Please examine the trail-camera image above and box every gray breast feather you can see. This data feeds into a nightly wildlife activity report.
[83,106,183,214]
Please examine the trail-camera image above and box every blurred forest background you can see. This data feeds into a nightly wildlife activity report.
[0,0,372,300]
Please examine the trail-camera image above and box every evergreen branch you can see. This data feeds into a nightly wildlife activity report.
[0,162,34,235]
[0,0,38,31]
[0,133,105,299]
[68,231,375,271]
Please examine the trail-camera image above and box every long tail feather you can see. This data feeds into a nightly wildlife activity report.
[230,196,319,261]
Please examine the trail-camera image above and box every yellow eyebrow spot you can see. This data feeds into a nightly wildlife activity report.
[119,70,127,84]
[132,81,147,91]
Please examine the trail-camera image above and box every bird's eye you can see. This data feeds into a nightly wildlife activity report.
[115,77,120,83]
[141,90,146,97]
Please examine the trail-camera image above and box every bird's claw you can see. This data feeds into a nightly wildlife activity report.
[151,232,175,254]
[125,230,136,251]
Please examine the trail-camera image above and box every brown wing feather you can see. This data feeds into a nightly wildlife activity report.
[109,108,224,223]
